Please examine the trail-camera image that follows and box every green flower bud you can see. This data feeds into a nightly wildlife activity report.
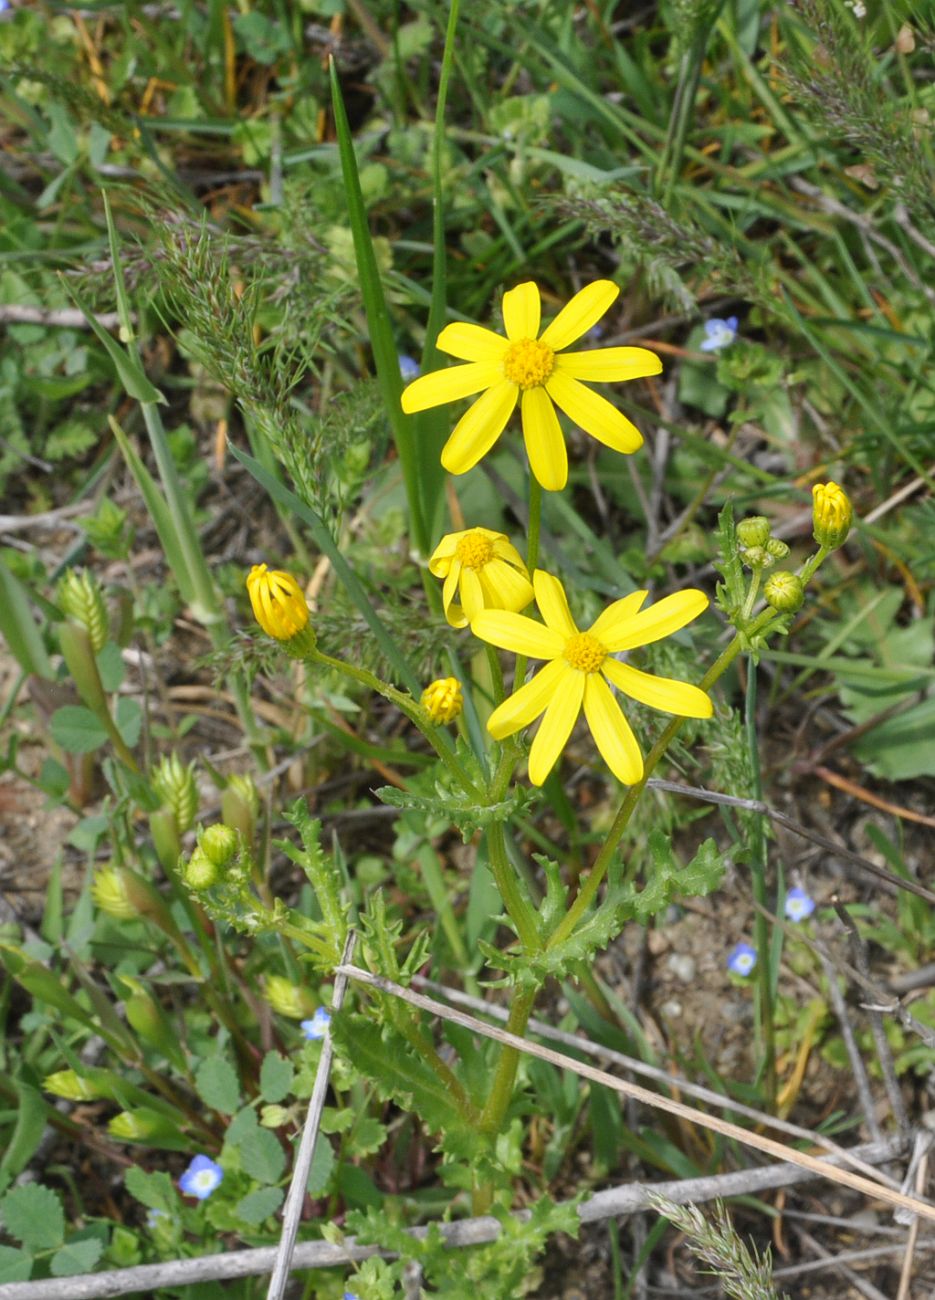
[765,538,789,560]
[812,481,853,549]
[148,808,181,874]
[260,1104,291,1128]
[92,865,136,919]
[736,516,770,549]
[764,571,805,614]
[108,1107,182,1145]
[58,568,109,653]
[44,1069,104,1101]
[741,545,772,570]
[264,975,314,1020]
[184,848,219,891]
[200,823,239,868]
[151,755,198,833]
[222,774,259,841]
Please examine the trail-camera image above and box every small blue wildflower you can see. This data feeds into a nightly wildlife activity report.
[178,1154,224,1200]
[727,942,757,977]
[146,1208,167,1230]
[300,1007,331,1041]
[699,316,739,353]
[785,888,816,922]
[343,1293,360,1300]
[0,1,10,13]
[398,354,420,382]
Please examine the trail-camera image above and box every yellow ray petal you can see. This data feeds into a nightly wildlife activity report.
[600,589,709,652]
[533,569,578,638]
[589,590,647,639]
[479,558,535,613]
[401,361,504,413]
[428,535,459,572]
[528,668,585,785]
[441,380,518,475]
[502,282,541,342]
[545,371,643,454]
[436,322,510,362]
[442,563,464,627]
[521,387,567,491]
[491,537,529,569]
[601,658,712,717]
[471,610,564,659]
[458,567,485,624]
[583,673,644,784]
[555,346,662,383]
[540,280,619,351]
[486,658,567,740]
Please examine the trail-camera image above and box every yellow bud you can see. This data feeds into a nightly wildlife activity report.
[812,481,853,549]
[420,677,463,725]
[92,865,136,919]
[246,564,315,654]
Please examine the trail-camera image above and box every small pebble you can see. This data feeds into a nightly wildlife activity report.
[659,998,683,1019]
[666,953,697,984]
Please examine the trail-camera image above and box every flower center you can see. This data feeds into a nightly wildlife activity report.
[456,532,495,569]
[503,337,555,390]
[563,631,606,674]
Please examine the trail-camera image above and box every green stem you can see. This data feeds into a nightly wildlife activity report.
[745,661,776,1105]
[486,822,542,953]
[473,982,539,1213]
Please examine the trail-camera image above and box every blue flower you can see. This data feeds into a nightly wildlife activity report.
[699,316,739,353]
[300,1007,331,1041]
[785,887,816,922]
[343,1293,359,1299]
[398,354,420,382]
[727,942,757,977]
[178,1154,224,1200]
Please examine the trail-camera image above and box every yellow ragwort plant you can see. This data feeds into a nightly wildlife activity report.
[472,570,711,785]
[401,280,661,491]
[429,527,533,628]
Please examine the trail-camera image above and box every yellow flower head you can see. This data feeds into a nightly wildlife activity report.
[429,527,534,629]
[246,564,311,642]
[421,677,463,724]
[812,481,853,550]
[471,571,712,786]
[401,280,661,492]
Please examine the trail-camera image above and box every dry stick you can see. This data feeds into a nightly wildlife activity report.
[0,1139,907,1300]
[792,1225,891,1300]
[774,1238,935,1281]
[832,898,911,1136]
[814,944,883,1144]
[646,778,935,906]
[411,974,901,1190]
[338,967,935,1223]
[265,933,356,1300]
[896,1137,931,1300]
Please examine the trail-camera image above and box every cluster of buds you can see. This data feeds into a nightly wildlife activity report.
[183,823,240,892]
[735,516,789,571]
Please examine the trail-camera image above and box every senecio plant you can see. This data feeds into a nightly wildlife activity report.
[196,281,852,1227]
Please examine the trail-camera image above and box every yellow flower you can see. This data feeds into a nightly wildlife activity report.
[812,481,852,549]
[401,280,661,491]
[246,564,312,643]
[421,677,463,724]
[429,527,534,629]
[471,571,712,786]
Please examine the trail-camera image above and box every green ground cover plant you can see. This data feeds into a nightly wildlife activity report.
[1,0,934,1296]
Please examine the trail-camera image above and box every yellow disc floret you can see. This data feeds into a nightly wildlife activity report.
[502,338,555,390]
[455,531,496,569]
[563,632,607,674]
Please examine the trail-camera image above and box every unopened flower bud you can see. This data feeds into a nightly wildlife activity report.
[741,545,771,570]
[812,481,853,549]
[736,516,770,549]
[420,677,463,725]
[764,571,804,613]
[58,568,109,652]
[264,975,314,1020]
[246,564,316,656]
[200,823,239,867]
[260,1104,290,1128]
[222,774,259,842]
[151,755,198,833]
[765,538,789,560]
[108,1107,182,1144]
[92,865,136,919]
[184,848,219,891]
[44,1069,104,1101]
